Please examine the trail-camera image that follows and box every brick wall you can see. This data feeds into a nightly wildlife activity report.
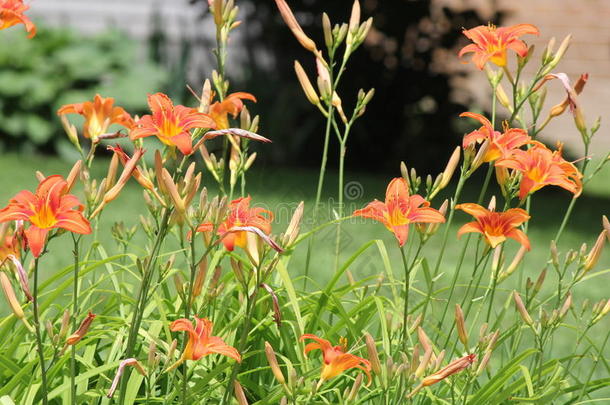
[439,0,610,155]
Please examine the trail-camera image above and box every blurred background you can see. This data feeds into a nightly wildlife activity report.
[2,0,609,171]
[0,0,608,282]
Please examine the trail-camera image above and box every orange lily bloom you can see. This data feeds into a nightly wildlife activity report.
[459,24,539,69]
[0,0,36,38]
[196,196,273,251]
[209,92,257,129]
[0,175,91,257]
[495,141,582,199]
[421,353,476,386]
[353,178,445,246]
[57,94,135,141]
[300,334,372,384]
[130,93,216,155]
[456,203,531,250]
[461,112,530,162]
[168,317,240,371]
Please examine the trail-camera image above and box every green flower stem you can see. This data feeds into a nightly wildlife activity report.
[118,208,172,405]
[304,103,334,290]
[32,258,49,405]
[400,241,422,352]
[70,234,81,405]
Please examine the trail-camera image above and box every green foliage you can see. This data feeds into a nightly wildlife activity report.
[0,27,167,155]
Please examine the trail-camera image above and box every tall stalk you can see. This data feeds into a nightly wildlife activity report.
[32,258,49,405]
[118,208,172,405]
[70,234,81,404]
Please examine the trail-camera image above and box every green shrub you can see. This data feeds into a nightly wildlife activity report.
[0,26,167,156]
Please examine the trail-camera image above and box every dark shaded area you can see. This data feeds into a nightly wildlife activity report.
[189,0,502,175]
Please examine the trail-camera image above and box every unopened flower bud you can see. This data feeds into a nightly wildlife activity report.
[234,380,249,405]
[583,230,607,272]
[274,0,317,52]
[66,311,96,345]
[294,60,319,105]
[439,146,461,190]
[559,292,572,318]
[365,333,381,375]
[513,291,533,326]
[322,13,332,48]
[264,341,285,384]
[455,304,468,347]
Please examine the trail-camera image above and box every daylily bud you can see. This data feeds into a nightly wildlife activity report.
[161,168,186,214]
[583,230,607,272]
[347,373,363,401]
[499,246,527,282]
[550,240,559,266]
[274,0,317,52]
[322,13,332,49]
[346,0,361,47]
[234,381,249,405]
[198,79,212,113]
[60,114,80,149]
[438,147,461,191]
[400,162,409,184]
[35,171,45,182]
[559,292,572,318]
[192,259,207,298]
[455,304,468,347]
[415,347,433,378]
[417,327,433,356]
[283,201,304,245]
[513,291,533,326]
[476,350,492,375]
[59,309,70,339]
[173,273,185,299]
[105,153,120,193]
[265,341,286,384]
[8,255,32,302]
[294,60,319,105]
[66,311,96,345]
[547,34,572,71]
[365,333,382,375]
[533,269,546,295]
[603,216,610,242]
[541,36,556,63]
[496,83,511,109]
[166,339,178,367]
[66,160,82,193]
[470,140,490,173]
[148,340,157,369]
[1,272,25,320]
[99,148,144,212]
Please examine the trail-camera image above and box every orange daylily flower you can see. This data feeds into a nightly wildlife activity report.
[456,203,531,250]
[168,317,240,371]
[353,178,445,246]
[130,93,216,155]
[461,112,531,162]
[0,0,36,38]
[196,196,274,251]
[300,334,372,384]
[209,92,257,129]
[57,94,135,141]
[459,24,539,69]
[0,175,91,257]
[495,141,583,199]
